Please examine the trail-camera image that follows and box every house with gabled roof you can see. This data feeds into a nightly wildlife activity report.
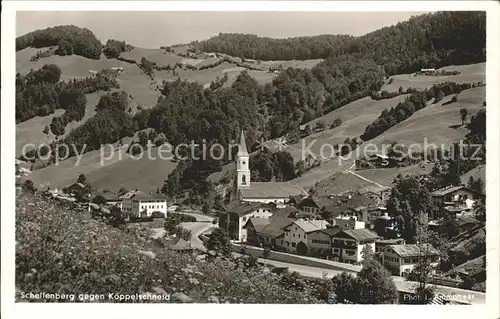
[307,228,341,257]
[430,185,484,219]
[331,228,380,263]
[283,219,329,254]
[120,189,168,219]
[381,244,440,276]
[245,216,295,250]
[219,201,273,242]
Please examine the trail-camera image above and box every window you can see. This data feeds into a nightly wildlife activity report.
[304,234,307,239]
[345,250,355,256]
[242,217,247,222]
[241,175,247,185]
[404,258,411,264]
[298,234,300,238]
[280,240,283,245]
[292,243,296,248]
[293,234,295,237]
[286,242,290,246]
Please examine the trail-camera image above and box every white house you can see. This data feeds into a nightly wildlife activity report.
[381,244,440,276]
[283,219,329,254]
[120,190,167,218]
[331,229,379,263]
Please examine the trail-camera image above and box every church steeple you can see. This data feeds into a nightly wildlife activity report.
[237,129,248,156]
[234,130,251,196]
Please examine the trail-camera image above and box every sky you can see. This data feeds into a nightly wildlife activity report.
[16,11,430,48]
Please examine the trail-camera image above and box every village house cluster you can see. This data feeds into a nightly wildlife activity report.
[218,131,485,276]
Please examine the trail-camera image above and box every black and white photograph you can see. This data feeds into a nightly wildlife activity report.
[1,1,499,319]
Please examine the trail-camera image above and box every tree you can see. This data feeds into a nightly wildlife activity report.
[331,272,358,304]
[406,218,437,304]
[42,125,50,135]
[332,259,397,304]
[361,244,374,262]
[473,199,486,222]
[77,173,87,184]
[202,201,212,215]
[22,180,36,193]
[434,90,444,104]
[206,228,231,256]
[93,195,107,206]
[386,175,433,243]
[263,247,271,259]
[356,259,398,304]
[118,187,128,195]
[55,39,73,56]
[460,108,468,125]
[468,176,484,194]
[315,120,326,131]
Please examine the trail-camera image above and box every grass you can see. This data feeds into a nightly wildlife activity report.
[16,191,322,303]
[310,163,434,195]
[260,59,324,70]
[460,164,485,185]
[366,86,485,149]
[16,47,161,109]
[27,140,179,193]
[381,63,485,92]
[120,47,183,66]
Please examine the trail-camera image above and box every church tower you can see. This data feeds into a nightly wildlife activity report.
[232,130,251,202]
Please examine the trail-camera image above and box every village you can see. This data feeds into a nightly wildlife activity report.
[18,128,486,304]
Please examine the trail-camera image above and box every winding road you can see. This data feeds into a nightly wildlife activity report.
[176,210,215,251]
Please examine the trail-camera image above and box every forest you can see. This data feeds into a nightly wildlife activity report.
[194,11,485,75]
[16,25,103,59]
[16,64,119,125]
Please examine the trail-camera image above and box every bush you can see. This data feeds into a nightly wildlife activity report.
[16,193,321,303]
[16,25,102,59]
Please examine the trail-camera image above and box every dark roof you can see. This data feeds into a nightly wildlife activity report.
[289,195,306,205]
[388,244,440,257]
[323,194,377,216]
[272,206,300,218]
[312,228,341,237]
[284,219,329,233]
[240,182,308,199]
[223,201,270,216]
[257,217,294,238]
[431,185,483,197]
[132,191,167,201]
[334,229,380,242]
[243,217,271,232]
[101,194,121,201]
[376,238,405,245]
[457,216,480,226]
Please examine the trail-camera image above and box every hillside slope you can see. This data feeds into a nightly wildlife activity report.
[16,192,320,303]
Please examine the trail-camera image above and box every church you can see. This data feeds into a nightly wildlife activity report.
[231,130,308,204]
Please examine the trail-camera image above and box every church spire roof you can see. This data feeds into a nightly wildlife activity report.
[237,130,249,156]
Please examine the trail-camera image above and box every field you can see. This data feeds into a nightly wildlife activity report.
[381,63,485,92]
[16,44,486,194]
[264,94,411,163]
[259,59,324,70]
[460,164,486,185]
[27,143,178,193]
[120,47,183,66]
[311,162,434,195]
[366,86,485,149]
